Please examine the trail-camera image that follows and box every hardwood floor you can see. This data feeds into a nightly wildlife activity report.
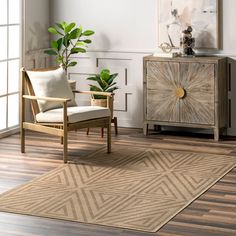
[0,128,236,236]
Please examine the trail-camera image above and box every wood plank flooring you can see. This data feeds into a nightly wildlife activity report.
[0,128,236,236]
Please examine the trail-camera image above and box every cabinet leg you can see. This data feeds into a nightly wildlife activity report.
[154,125,161,132]
[214,128,219,141]
[143,123,148,136]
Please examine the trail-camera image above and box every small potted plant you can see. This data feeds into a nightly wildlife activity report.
[44,21,95,73]
[86,69,119,114]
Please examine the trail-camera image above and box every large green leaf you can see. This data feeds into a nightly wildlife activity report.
[82,30,95,36]
[48,27,60,35]
[44,49,57,55]
[55,23,64,31]
[61,21,67,30]
[100,69,110,81]
[77,27,83,38]
[108,82,117,88]
[68,61,77,67]
[108,73,118,85]
[89,85,103,92]
[76,41,86,47]
[63,35,70,47]
[105,86,119,92]
[57,38,63,51]
[86,76,99,81]
[65,22,76,33]
[83,39,92,44]
[101,79,109,90]
[70,47,86,54]
[69,28,81,39]
[51,40,58,49]
[94,74,108,90]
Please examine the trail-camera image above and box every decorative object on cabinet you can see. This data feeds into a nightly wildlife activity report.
[153,42,181,58]
[143,56,227,141]
[44,21,95,73]
[20,67,112,163]
[159,42,173,53]
[180,26,195,57]
[86,69,119,136]
[158,0,219,49]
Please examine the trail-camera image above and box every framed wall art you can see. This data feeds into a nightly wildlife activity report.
[158,0,219,49]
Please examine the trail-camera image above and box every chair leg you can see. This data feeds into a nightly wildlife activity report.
[62,102,68,163]
[63,134,68,163]
[21,128,25,153]
[113,117,118,135]
[101,128,104,138]
[86,128,90,135]
[107,119,111,153]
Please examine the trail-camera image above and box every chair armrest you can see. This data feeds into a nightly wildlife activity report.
[73,90,113,97]
[23,95,71,103]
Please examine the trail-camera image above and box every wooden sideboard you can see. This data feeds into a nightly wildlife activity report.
[143,56,227,141]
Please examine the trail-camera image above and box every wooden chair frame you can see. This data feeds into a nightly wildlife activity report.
[20,67,112,163]
[87,95,118,137]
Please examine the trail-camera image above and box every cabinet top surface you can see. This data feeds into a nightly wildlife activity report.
[144,55,226,63]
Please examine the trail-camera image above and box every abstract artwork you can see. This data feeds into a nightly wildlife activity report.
[158,0,219,49]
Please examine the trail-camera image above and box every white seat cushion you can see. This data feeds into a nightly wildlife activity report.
[36,106,110,123]
[26,67,77,112]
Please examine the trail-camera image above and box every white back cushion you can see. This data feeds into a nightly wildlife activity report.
[26,67,77,112]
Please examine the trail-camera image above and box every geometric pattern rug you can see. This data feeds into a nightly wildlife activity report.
[0,146,236,232]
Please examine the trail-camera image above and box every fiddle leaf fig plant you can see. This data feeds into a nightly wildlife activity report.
[87,69,119,99]
[44,21,95,72]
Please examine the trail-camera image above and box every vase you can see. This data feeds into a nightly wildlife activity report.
[91,97,114,118]
[180,26,195,57]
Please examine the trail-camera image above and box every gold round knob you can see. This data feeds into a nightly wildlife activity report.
[175,87,186,99]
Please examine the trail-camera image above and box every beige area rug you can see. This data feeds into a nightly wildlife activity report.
[1,146,236,232]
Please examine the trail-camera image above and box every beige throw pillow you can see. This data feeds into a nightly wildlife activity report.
[27,67,77,112]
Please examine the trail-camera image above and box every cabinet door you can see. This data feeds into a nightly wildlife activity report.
[146,61,180,122]
[179,63,215,125]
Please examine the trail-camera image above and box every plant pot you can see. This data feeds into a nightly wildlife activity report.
[91,97,114,118]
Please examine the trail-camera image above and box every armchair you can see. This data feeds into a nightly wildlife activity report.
[20,67,112,163]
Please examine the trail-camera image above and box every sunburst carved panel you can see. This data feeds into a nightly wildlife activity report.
[180,63,215,124]
[146,62,180,122]
[146,61,215,125]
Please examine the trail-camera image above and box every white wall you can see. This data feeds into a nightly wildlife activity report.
[24,0,51,68]
[50,0,157,52]
[27,0,236,134]
[220,0,236,55]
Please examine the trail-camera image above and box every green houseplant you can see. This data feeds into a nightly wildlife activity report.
[87,69,119,99]
[87,69,119,114]
[44,21,94,73]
